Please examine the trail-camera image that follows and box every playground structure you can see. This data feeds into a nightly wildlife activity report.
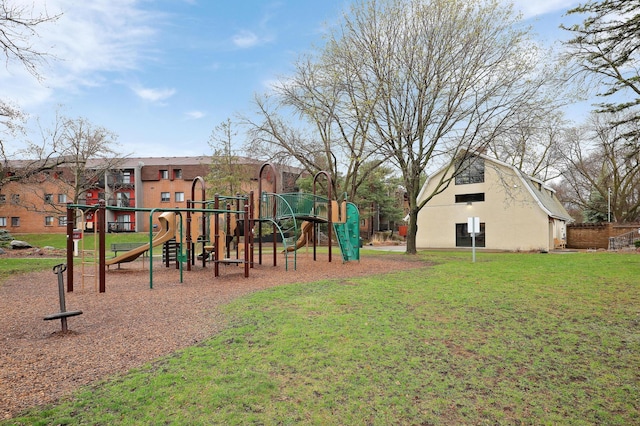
[256,164,360,271]
[63,163,360,292]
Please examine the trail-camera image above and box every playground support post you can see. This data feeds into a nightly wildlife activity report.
[186,199,192,271]
[244,204,250,277]
[66,204,74,292]
[313,171,333,263]
[98,200,106,293]
[249,191,255,269]
[258,162,278,266]
[214,195,220,277]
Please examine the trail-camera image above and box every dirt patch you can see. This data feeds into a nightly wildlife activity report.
[0,247,67,258]
[0,251,425,419]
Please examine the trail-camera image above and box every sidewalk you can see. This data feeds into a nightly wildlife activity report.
[364,244,406,252]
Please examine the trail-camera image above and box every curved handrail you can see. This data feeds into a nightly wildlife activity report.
[259,192,331,222]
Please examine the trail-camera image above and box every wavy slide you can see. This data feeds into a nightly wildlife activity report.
[284,221,314,252]
[106,212,176,266]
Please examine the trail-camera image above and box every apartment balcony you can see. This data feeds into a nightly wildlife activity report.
[108,221,135,232]
[107,198,136,208]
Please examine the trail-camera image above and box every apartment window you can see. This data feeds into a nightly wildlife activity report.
[58,194,67,203]
[0,217,6,227]
[161,192,170,202]
[58,217,68,226]
[455,193,485,203]
[11,217,20,227]
[175,192,185,202]
[160,170,169,179]
[174,169,183,179]
[116,192,130,207]
[123,171,132,184]
[44,193,53,203]
[456,222,485,247]
[11,194,19,204]
[455,156,484,185]
[45,216,54,226]
[0,194,5,204]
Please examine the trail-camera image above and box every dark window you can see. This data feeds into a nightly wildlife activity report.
[160,170,169,179]
[456,222,485,247]
[44,193,53,203]
[174,169,182,179]
[455,193,485,203]
[455,157,484,185]
[11,217,20,227]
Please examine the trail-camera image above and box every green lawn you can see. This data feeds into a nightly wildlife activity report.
[0,232,162,282]
[4,251,640,425]
[10,232,158,252]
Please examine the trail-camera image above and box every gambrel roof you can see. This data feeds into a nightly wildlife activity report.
[418,152,572,223]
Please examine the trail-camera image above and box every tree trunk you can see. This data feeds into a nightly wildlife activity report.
[405,208,419,255]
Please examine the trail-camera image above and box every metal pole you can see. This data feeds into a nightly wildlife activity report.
[472,232,476,263]
[98,200,106,293]
[66,204,74,292]
[55,264,69,332]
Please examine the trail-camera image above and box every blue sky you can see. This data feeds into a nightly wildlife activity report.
[1,0,583,158]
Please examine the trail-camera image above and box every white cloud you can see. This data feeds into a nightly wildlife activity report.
[132,86,176,102]
[507,0,580,19]
[232,30,260,48]
[185,110,206,120]
[0,0,161,106]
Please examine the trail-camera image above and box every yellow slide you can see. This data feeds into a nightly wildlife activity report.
[285,221,314,252]
[106,212,177,266]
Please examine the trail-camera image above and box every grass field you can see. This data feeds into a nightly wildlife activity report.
[9,232,159,252]
[3,250,639,425]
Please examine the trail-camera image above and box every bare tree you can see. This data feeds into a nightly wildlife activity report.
[206,118,253,197]
[559,112,640,223]
[1,0,61,177]
[316,0,558,254]
[17,115,125,213]
[245,52,388,201]
[487,109,569,181]
[0,0,60,78]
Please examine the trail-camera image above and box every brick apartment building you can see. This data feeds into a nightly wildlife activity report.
[0,156,302,234]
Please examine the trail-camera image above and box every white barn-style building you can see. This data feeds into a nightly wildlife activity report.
[415,154,572,251]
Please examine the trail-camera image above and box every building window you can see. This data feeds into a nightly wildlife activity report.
[11,217,20,227]
[0,194,5,204]
[175,192,184,202]
[11,194,20,204]
[455,156,484,185]
[123,171,132,184]
[174,169,183,179]
[58,194,67,203]
[116,192,130,207]
[58,217,67,226]
[44,193,53,203]
[160,170,169,179]
[456,222,485,247]
[161,192,170,202]
[0,217,6,227]
[455,193,485,203]
[45,216,54,226]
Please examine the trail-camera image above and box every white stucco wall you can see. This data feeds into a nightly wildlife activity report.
[416,162,553,251]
